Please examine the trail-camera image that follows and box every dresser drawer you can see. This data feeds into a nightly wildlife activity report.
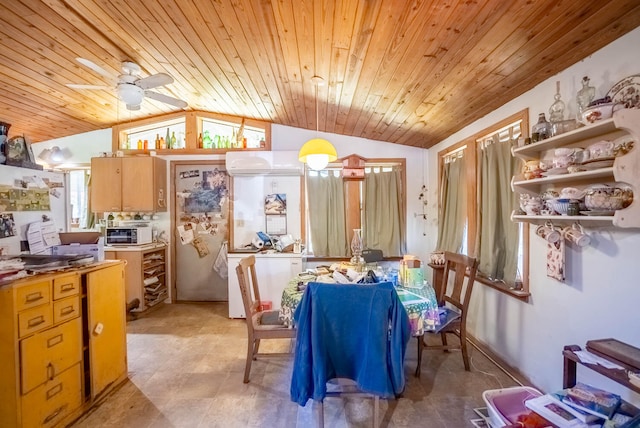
[53,275,80,300]
[20,317,82,394]
[21,363,82,428]
[53,295,80,324]
[18,304,53,338]
[16,280,51,312]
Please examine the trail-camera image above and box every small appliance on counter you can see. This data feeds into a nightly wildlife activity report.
[105,226,152,246]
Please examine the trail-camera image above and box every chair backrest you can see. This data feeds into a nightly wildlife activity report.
[290,281,410,405]
[235,255,262,321]
[437,251,479,319]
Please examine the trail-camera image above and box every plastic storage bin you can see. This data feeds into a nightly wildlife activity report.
[482,386,542,427]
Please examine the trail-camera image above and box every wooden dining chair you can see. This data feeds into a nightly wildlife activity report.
[235,255,296,383]
[415,251,479,376]
[291,282,411,427]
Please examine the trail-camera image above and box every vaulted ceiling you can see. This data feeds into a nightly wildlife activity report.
[2,0,640,148]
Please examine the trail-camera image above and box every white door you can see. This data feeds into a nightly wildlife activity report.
[174,162,229,301]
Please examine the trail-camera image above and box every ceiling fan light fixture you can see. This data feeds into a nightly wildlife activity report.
[299,138,338,171]
[117,83,144,106]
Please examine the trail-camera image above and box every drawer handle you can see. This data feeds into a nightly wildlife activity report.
[60,283,76,292]
[46,382,63,399]
[43,404,67,424]
[25,292,44,303]
[27,316,45,327]
[60,306,75,316]
[47,334,63,348]
[46,362,55,381]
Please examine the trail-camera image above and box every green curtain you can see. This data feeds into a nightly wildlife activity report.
[307,173,348,256]
[435,155,466,252]
[363,170,406,257]
[476,135,519,282]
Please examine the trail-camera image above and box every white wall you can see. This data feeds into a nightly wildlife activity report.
[426,26,640,403]
[31,129,112,166]
[272,125,430,258]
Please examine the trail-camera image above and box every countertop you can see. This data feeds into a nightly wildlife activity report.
[227,251,303,258]
[104,243,167,252]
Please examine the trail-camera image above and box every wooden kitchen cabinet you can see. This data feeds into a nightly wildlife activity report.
[0,262,127,428]
[512,108,640,227]
[105,245,167,313]
[91,156,167,213]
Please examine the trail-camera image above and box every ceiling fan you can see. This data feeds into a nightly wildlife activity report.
[66,58,188,111]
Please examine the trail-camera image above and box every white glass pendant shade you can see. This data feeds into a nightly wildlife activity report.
[298,138,337,171]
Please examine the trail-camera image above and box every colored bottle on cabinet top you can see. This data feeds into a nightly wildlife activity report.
[203,130,212,149]
[171,131,177,149]
[165,128,171,149]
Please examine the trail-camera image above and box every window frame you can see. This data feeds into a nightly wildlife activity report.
[304,156,407,259]
[437,109,531,300]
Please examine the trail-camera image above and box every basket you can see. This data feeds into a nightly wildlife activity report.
[482,386,542,427]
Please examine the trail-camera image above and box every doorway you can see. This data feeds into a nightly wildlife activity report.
[171,161,230,301]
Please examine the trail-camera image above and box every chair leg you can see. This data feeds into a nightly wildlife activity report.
[373,396,379,428]
[253,338,261,360]
[440,331,449,351]
[414,335,424,377]
[315,400,324,428]
[460,332,470,371]
[244,338,254,383]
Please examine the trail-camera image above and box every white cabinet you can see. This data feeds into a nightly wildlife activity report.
[512,109,640,227]
[227,253,303,318]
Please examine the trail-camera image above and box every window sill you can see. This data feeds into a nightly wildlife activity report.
[476,275,530,302]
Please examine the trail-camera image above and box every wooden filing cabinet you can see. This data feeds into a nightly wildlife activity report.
[0,262,127,428]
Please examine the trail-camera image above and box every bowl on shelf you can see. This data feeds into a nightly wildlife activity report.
[580,102,624,124]
[584,185,630,211]
[548,198,571,215]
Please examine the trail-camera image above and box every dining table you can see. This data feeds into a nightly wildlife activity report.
[279,275,440,336]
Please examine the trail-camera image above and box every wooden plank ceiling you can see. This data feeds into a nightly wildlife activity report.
[1,0,640,148]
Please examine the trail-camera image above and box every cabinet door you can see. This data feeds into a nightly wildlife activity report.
[121,157,155,211]
[91,157,122,212]
[153,156,167,212]
[113,251,144,310]
[86,263,127,398]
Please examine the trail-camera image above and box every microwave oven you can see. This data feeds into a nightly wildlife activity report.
[105,227,153,246]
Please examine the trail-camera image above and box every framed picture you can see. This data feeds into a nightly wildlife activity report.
[5,135,28,162]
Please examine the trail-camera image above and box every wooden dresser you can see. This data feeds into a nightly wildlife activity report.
[0,261,127,428]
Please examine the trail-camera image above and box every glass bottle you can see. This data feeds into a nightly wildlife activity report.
[165,128,171,149]
[137,139,143,150]
[350,228,364,268]
[155,133,160,149]
[531,113,552,143]
[159,137,166,150]
[198,133,203,149]
[203,130,212,149]
[577,76,595,115]
[170,131,177,149]
[549,81,565,124]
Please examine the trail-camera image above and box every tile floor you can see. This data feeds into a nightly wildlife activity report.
[71,302,519,427]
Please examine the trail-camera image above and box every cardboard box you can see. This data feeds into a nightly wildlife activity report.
[51,232,104,261]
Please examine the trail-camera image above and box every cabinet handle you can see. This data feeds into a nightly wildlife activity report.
[43,404,67,424]
[46,383,63,399]
[46,362,55,380]
[25,292,43,303]
[60,283,75,292]
[27,315,45,327]
[47,334,64,348]
[60,306,75,316]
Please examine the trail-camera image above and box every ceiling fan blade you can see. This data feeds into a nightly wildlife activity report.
[136,73,173,90]
[66,84,112,90]
[144,91,188,108]
[75,57,115,79]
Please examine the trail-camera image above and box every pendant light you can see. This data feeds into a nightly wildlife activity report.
[298,76,337,170]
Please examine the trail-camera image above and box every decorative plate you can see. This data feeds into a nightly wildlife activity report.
[607,74,640,109]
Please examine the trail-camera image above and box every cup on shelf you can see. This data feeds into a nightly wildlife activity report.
[535,221,561,243]
[563,223,591,247]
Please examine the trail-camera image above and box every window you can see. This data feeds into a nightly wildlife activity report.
[69,169,93,230]
[305,157,406,258]
[436,110,530,299]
